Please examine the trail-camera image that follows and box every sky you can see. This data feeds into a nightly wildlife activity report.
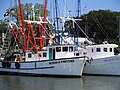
[0,0,120,20]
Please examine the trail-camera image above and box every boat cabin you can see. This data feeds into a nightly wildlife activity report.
[86,43,118,59]
[25,44,86,61]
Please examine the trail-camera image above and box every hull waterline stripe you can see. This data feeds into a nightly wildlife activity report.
[0,66,54,70]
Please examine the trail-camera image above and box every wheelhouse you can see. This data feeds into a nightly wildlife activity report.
[25,44,86,61]
[86,44,118,59]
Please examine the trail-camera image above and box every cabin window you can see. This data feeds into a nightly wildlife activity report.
[43,52,47,57]
[110,48,112,52]
[104,48,107,52]
[38,53,41,57]
[92,48,93,52]
[76,53,79,56]
[56,47,61,52]
[69,46,73,52]
[28,53,32,58]
[63,47,68,52]
[96,48,101,52]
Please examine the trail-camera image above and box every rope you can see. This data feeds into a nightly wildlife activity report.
[91,11,111,41]
[74,21,92,42]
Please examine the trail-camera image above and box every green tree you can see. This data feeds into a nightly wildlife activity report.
[79,10,120,44]
[0,20,8,32]
[22,3,49,20]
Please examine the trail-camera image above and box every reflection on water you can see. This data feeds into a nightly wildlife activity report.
[0,75,83,90]
[82,76,120,90]
[0,75,120,90]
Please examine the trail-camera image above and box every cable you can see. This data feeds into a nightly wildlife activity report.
[91,11,111,41]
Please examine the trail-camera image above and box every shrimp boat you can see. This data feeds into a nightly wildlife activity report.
[83,41,120,76]
[0,0,86,77]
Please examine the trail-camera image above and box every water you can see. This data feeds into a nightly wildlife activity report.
[0,75,120,90]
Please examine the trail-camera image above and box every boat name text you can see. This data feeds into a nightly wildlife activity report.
[49,60,74,65]
[104,57,120,62]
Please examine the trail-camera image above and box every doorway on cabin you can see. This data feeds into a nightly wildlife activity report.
[49,48,53,60]
[49,48,55,60]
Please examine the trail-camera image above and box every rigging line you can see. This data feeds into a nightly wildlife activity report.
[63,0,66,17]
[10,0,12,8]
[12,29,21,52]
[62,0,67,16]
[55,0,60,44]
[15,0,19,23]
[55,0,58,24]
[62,0,73,17]
[10,0,16,8]
[74,21,92,42]
[52,0,55,19]
[49,0,53,20]
[12,35,17,52]
[92,12,109,38]
[52,0,60,21]
[55,0,61,17]
[72,0,75,17]
[91,11,111,41]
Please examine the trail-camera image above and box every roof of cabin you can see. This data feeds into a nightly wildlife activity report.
[86,44,118,48]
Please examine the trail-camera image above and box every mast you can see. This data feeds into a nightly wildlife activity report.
[43,0,47,25]
[77,0,81,17]
[18,0,26,54]
[76,0,81,46]
[55,0,60,45]
[64,0,67,17]
[39,0,47,50]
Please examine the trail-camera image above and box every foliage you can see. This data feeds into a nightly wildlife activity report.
[0,3,51,48]
[0,3,50,30]
[79,10,120,44]
[22,3,49,20]
[0,20,9,32]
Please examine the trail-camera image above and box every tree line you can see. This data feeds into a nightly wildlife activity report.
[79,10,120,44]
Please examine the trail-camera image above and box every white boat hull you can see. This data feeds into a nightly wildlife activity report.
[83,55,120,76]
[0,57,86,77]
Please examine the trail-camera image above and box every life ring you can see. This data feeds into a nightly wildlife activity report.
[2,61,6,68]
[15,62,20,69]
[6,62,11,68]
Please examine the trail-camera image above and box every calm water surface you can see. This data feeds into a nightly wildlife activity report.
[0,75,120,90]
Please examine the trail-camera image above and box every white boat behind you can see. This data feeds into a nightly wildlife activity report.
[83,42,120,76]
